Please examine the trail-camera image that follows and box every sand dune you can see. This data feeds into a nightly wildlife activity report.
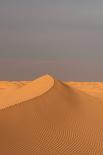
[0,75,54,109]
[67,82,103,101]
[0,75,103,154]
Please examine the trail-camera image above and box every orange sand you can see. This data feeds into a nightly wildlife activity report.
[0,75,103,154]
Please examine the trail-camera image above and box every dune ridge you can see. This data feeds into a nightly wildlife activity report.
[0,75,103,154]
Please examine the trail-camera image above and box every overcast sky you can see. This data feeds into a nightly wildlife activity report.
[0,0,103,81]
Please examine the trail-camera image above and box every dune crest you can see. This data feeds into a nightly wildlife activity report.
[0,74,54,109]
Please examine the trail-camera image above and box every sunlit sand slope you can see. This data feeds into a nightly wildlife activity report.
[0,76,103,154]
[0,75,54,109]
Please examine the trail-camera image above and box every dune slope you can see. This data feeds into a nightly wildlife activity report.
[0,76,103,154]
[0,75,54,109]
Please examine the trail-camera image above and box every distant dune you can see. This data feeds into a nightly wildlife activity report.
[0,75,103,154]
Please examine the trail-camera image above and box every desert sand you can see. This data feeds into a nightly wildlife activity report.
[0,75,103,154]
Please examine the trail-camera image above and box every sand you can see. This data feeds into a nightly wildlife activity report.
[0,75,103,154]
[0,75,54,109]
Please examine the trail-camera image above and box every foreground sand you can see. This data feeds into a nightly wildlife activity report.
[0,75,103,154]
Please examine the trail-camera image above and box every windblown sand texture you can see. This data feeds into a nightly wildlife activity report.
[0,75,103,154]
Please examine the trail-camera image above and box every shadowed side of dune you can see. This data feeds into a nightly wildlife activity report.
[0,78,103,154]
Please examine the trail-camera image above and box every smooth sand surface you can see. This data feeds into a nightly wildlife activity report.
[0,75,103,154]
[0,75,54,109]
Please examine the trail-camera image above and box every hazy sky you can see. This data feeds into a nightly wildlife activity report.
[0,0,103,81]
